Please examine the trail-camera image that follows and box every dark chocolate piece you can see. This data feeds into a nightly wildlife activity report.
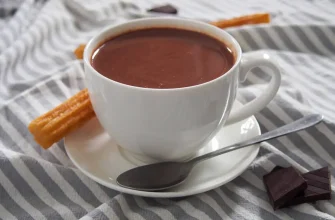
[147,4,178,14]
[281,167,331,207]
[263,166,307,210]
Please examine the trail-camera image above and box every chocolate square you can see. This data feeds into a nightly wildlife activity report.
[263,166,307,210]
[281,167,331,207]
[147,4,178,14]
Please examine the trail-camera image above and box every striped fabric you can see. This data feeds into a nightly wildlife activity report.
[0,0,335,219]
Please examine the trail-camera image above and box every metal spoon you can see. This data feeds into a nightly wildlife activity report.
[116,114,323,191]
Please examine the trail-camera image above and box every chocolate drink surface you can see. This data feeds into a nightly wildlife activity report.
[91,28,235,89]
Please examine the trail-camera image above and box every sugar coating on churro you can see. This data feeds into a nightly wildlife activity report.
[28,89,95,149]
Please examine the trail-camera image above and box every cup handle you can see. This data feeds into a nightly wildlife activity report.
[226,52,281,124]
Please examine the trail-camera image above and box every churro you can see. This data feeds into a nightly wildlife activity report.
[74,44,86,59]
[28,89,95,149]
[209,13,270,29]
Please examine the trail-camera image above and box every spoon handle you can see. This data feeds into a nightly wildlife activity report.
[190,114,323,164]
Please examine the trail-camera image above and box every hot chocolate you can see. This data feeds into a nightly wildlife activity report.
[91,27,234,89]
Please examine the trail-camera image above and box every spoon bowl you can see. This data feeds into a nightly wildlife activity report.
[117,162,194,191]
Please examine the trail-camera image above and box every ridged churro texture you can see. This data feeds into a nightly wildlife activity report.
[28,89,95,149]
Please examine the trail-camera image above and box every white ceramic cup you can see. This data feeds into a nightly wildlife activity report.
[84,17,281,161]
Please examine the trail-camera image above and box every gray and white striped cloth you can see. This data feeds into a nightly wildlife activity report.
[0,0,335,219]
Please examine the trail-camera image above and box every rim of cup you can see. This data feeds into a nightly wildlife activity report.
[83,17,242,92]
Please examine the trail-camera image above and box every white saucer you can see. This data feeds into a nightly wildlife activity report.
[64,101,261,198]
